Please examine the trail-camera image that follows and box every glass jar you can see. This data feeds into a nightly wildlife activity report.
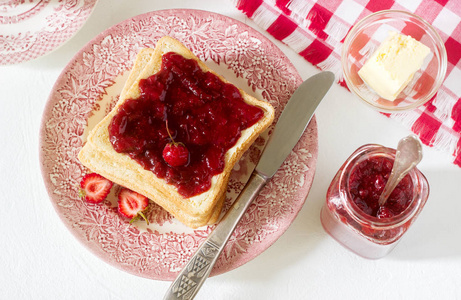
[320,144,429,259]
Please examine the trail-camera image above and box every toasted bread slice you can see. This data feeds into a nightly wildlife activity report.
[78,36,275,228]
[80,45,225,226]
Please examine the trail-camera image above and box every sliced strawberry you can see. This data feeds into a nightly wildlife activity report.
[79,173,113,203]
[117,188,149,224]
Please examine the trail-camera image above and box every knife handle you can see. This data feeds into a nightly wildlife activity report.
[164,172,268,300]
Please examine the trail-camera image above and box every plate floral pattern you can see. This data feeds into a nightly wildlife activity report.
[0,0,98,65]
[39,9,318,280]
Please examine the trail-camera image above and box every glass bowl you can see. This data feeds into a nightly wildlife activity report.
[341,10,447,113]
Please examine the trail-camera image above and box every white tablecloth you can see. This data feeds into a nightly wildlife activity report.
[1,0,460,299]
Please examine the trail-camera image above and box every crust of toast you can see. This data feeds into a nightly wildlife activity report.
[78,36,274,228]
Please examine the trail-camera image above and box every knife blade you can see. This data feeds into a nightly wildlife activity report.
[256,71,335,178]
[164,71,335,300]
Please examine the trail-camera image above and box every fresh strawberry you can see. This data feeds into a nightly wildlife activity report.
[162,120,189,167]
[79,173,113,203]
[117,188,149,224]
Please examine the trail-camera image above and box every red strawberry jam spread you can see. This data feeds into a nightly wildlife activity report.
[348,156,413,218]
[108,52,264,197]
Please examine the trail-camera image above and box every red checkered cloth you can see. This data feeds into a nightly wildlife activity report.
[233,0,461,167]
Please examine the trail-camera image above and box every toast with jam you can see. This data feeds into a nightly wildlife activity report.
[78,36,275,228]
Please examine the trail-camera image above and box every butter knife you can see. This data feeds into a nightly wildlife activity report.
[164,71,335,300]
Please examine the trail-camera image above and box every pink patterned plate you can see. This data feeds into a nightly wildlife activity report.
[0,0,98,65]
[39,9,318,280]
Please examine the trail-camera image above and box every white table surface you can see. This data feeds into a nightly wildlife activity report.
[2,0,460,299]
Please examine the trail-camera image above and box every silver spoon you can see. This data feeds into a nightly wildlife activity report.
[378,135,423,206]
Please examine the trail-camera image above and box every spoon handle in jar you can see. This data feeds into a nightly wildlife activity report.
[378,135,422,206]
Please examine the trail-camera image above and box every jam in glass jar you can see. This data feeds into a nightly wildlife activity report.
[320,144,429,259]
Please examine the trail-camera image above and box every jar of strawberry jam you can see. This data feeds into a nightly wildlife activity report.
[320,144,429,259]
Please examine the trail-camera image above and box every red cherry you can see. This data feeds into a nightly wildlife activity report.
[162,120,189,167]
[163,142,189,167]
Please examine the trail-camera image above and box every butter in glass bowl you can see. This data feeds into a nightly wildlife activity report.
[341,10,447,113]
[358,31,430,101]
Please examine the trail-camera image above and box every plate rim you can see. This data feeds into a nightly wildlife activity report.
[0,0,99,65]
